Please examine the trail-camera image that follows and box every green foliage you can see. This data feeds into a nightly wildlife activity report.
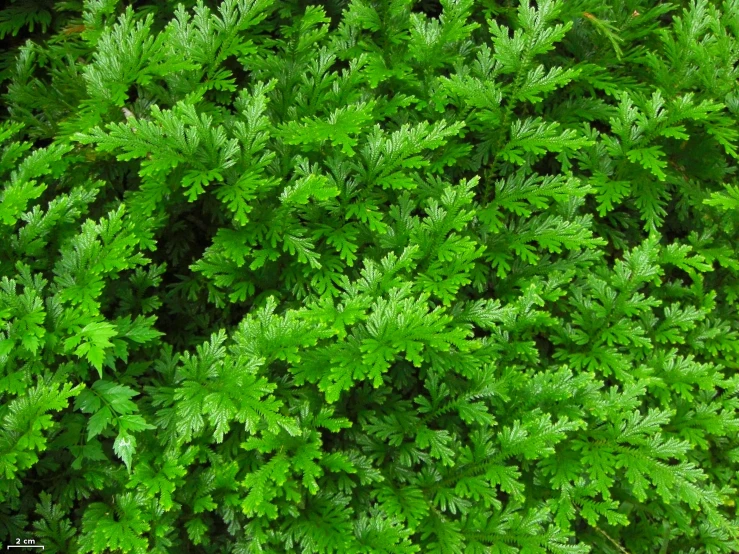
[1,0,738,552]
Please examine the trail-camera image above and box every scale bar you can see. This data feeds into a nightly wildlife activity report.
[7,547,44,550]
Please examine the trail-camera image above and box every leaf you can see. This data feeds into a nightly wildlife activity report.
[92,380,139,414]
[87,406,113,440]
[498,117,592,164]
[627,146,668,181]
[185,518,208,545]
[117,414,156,433]
[416,427,456,466]
[67,322,118,376]
[113,431,137,471]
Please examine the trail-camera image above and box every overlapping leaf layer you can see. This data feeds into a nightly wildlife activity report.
[0,0,738,552]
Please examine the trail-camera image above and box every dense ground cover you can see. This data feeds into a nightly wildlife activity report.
[0,0,738,552]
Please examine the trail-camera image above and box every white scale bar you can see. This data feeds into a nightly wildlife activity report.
[7,547,44,550]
